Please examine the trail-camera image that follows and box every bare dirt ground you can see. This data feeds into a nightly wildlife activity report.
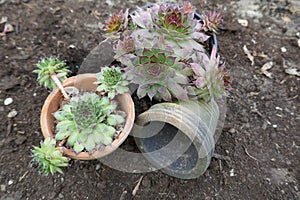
[0,0,299,199]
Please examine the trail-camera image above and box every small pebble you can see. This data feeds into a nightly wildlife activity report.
[272,124,278,128]
[4,98,13,105]
[281,47,287,52]
[33,93,37,97]
[95,164,101,171]
[229,169,235,177]
[8,180,13,185]
[237,19,248,27]
[228,128,236,134]
[7,109,18,118]
[298,39,300,48]
[0,184,6,192]
[275,106,282,111]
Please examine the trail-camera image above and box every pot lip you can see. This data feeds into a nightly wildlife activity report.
[40,73,135,160]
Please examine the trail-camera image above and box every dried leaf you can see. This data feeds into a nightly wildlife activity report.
[0,16,7,24]
[261,61,274,78]
[282,16,291,23]
[281,47,287,52]
[238,19,248,27]
[132,176,143,196]
[285,68,300,76]
[243,45,254,65]
[3,23,14,33]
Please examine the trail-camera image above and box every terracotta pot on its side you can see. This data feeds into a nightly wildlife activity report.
[40,73,135,160]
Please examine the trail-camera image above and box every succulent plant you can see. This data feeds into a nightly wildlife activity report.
[188,46,232,100]
[124,38,190,101]
[152,3,198,38]
[32,137,68,175]
[95,66,129,99]
[201,11,223,33]
[104,9,129,37]
[109,1,229,102]
[130,2,209,54]
[33,57,69,90]
[54,92,125,153]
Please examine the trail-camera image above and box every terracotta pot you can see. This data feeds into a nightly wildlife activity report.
[133,99,225,179]
[40,73,135,160]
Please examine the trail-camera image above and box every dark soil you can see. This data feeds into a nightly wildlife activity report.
[0,0,299,200]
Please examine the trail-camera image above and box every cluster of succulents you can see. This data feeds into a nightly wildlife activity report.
[108,1,230,101]
[32,137,68,175]
[32,1,230,176]
[32,58,129,175]
[54,92,125,153]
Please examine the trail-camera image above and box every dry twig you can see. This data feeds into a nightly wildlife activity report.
[132,176,144,196]
[242,145,259,161]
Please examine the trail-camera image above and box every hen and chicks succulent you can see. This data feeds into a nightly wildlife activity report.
[108,1,231,102]
[54,92,125,153]
[32,59,128,175]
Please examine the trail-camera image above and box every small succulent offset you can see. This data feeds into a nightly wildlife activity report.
[201,11,223,33]
[33,57,70,100]
[95,66,129,99]
[33,57,69,90]
[53,92,125,153]
[32,137,68,175]
[188,46,232,100]
[104,9,129,38]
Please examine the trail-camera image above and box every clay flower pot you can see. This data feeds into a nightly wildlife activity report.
[40,73,135,160]
[133,99,225,179]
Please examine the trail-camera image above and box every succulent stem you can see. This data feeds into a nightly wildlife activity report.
[58,137,68,147]
[50,74,70,100]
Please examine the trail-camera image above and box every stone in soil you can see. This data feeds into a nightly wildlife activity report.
[7,109,17,118]
[0,75,20,90]
[4,98,13,106]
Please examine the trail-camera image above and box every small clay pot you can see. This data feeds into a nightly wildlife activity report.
[40,74,135,160]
